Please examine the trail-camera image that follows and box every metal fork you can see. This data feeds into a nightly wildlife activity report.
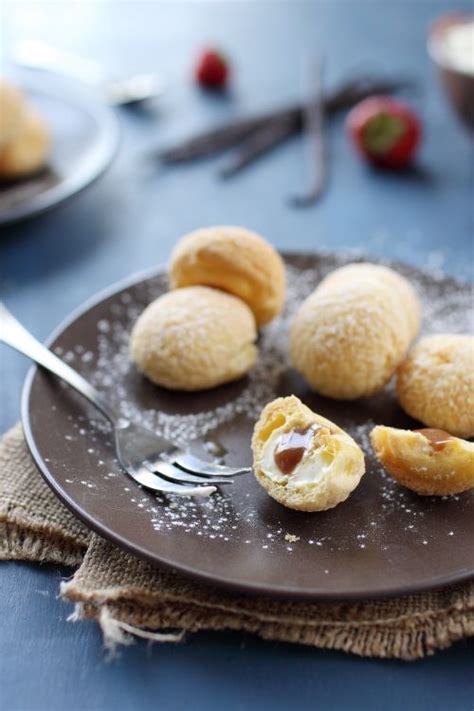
[0,303,251,497]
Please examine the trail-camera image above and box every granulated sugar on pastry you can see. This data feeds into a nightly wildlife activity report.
[54,255,473,554]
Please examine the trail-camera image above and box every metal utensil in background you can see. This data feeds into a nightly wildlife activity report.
[290,56,327,207]
[11,40,165,106]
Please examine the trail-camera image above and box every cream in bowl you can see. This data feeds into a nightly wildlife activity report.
[428,14,474,131]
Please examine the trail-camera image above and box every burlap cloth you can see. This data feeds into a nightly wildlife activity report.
[1,424,473,660]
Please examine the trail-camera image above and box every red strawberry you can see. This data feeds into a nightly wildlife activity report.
[195,49,229,89]
[346,96,421,169]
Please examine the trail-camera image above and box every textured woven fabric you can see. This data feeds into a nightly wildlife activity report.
[1,424,473,659]
[0,424,89,566]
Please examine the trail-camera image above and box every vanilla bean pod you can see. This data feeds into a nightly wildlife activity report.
[219,115,296,178]
[157,77,410,167]
[159,107,299,163]
[218,78,410,177]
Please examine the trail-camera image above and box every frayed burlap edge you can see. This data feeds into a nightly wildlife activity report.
[63,585,474,661]
[59,536,474,661]
[0,518,86,567]
[0,424,90,567]
[2,423,473,660]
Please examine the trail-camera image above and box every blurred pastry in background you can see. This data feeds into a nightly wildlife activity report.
[130,285,258,391]
[371,425,474,496]
[290,263,420,399]
[0,80,25,146]
[169,225,286,327]
[397,334,474,438]
[0,78,51,180]
[0,109,50,180]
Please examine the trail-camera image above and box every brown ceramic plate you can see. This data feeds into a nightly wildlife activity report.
[22,253,474,600]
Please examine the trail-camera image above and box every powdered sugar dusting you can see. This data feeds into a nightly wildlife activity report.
[53,253,473,561]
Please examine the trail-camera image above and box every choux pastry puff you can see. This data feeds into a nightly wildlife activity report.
[252,395,365,511]
[290,263,420,399]
[371,425,474,496]
[130,286,258,391]
[0,108,50,180]
[0,80,25,147]
[397,334,474,439]
[169,225,286,327]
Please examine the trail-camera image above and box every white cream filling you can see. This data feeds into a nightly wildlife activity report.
[260,426,333,486]
[440,22,474,75]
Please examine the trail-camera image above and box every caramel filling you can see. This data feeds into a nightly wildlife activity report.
[274,425,321,475]
[416,428,454,452]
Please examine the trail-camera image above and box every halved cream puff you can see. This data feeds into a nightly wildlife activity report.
[252,395,365,511]
[370,425,474,496]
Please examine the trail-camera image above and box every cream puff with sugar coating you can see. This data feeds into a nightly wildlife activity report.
[397,334,474,438]
[317,263,420,343]
[130,286,258,391]
[290,263,420,399]
[252,395,365,511]
[169,225,286,327]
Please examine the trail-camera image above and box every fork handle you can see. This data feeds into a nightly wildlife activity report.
[0,303,120,425]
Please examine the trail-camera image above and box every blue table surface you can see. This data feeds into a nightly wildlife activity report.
[1,2,473,710]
